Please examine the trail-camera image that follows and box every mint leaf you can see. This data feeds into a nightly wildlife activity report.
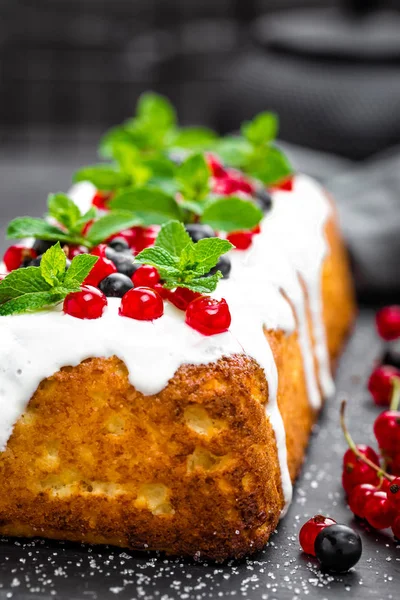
[134,247,180,279]
[169,127,217,150]
[40,242,67,286]
[73,165,131,190]
[85,211,142,246]
[246,146,292,185]
[110,187,183,225]
[99,125,142,159]
[201,196,263,232]
[0,291,66,316]
[75,206,97,232]
[190,238,232,275]
[212,137,252,168]
[137,92,176,130]
[48,193,81,231]
[166,273,222,294]
[7,217,74,244]
[0,267,51,303]
[176,153,210,201]
[154,220,192,257]
[64,254,99,286]
[241,112,278,146]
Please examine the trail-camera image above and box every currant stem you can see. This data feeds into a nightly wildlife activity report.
[340,400,394,482]
[390,377,400,411]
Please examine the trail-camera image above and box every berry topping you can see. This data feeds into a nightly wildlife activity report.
[105,247,138,278]
[348,483,377,519]
[207,154,226,179]
[132,265,160,289]
[226,231,254,251]
[185,297,231,336]
[374,410,400,455]
[84,253,117,287]
[166,287,201,311]
[4,245,37,272]
[92,191,111,210]
[299,515,337,556]
[185,224,215,243]
[314,524,362,573]
[387,477,400,510]
[343,445,380,469]
[364,490,396,529]
[368,365,400,406]
[208,255,231,279]
[213,173,253,196]
[119,287,164,321]
[132,226,158,253]
[24,255,71,270]
[392,515,400,539]
[108,237,130,252]
[271,177,294,192]
[342,460,380,494]
[99,273,134,298]
[32,239,57,255]
[63,285,107,320]
[108,229,137,248]
[255,188,272,211]
[67,245,89,259]
[376,306,400,341]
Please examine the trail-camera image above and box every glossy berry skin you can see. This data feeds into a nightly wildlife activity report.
[314,524,362,573]
[4,245,37,272]
[392,515,400,539]
[376,306,400,341]
[92,191,111,210]
[364,491,396,529]
[67,245,88,259]
[63,285,107,320]
[207,154,226,178]
[84,254,117,287]
[271,177,294,192]
[209,255,231,279]
[108,237,130,252]
[185,224,215,243]
[132,265,160,288]
[387,477,400,510]
[99,273,133,298]
[368,365,400,406]
[389,452,400,475]
[343,445,380,469]
[105,247,137,278]
[32,239,56,255]
[213,174,253,196]
[166,287,201,311]
[342,462,380,495]
[119,287,164,321]
[348,483,377,519]
[299,515,337,556]
[108,228,137,248]
[132,226,158,253]
[374,410,400,455]
[185,297,231,336]
[255,188,272,211]
[227,231,254,251]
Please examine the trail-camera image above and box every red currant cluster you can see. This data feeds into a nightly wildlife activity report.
[340,305,400,539]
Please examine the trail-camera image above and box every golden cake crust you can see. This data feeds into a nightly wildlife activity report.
[0,212,355,561]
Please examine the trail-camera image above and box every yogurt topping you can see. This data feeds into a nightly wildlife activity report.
[0,173,333,514]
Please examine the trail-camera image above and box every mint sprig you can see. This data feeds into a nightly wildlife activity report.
[7,193,142,249]
[201,196,263,233]
[135,220,233,293]
[0,243,98,316]
[110,187,183,225]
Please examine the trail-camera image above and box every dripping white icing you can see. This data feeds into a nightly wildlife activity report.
[0,174,333,514]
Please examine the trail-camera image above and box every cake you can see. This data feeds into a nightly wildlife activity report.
[0,95,355,561]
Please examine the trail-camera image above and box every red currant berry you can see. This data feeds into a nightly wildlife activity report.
[379,478,393,493]
[185,297,231,336]
[364,490,396,529]
[299,515,337,556]
[392,515,400,539]
[82,219,94,236]
[92,191,112,210]
[84,254,117,287]
[343,445,380,469]
[271,177,294,192]
[132,226,158,253]
[348,483,377,519]
[153,283,169,299]
[119,287,164,321]
[207,154,226,179]
[132,265,160,288]
[387,477,400,510]
[374,410,400,455]
[252,224,261,235]
[227,231,254,250]
[389,453,400,475]
[3,245,37,272]
[108,228,137,248]
[67,245,89,259]
[342,461,380,495]
[63,285,107,320]
[368,365,400,406]
[376,306,400,341]
[166,287,202,311]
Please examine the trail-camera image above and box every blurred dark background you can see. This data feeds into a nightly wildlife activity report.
[1,0,400,295]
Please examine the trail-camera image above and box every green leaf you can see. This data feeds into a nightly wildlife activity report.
[201,196,263,233]
[137,92,176,130]
[169,127,217,150]
[246,146,293,185]
[176,153,211,200]
[73,165,131,190]
[99,125,143,159]
[64,254,99,286]
[179,199,205,216]
[40,242,67,286]
[75,206,97,232]
[241,112,278,146]
[47,193,81,231]
[110,187,183,225]
[135,246,180,270]
[85,211,142,246]
[0,291,66,316]
[190,238,233,275]
[0,267,51,303]
[212,137,252,168]
[164,273,222,294]
[154,220,192,258]
[6,217,75,244]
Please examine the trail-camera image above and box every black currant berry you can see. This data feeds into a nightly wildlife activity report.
[99,273,134,298]
[108,238,130,252]
[32,239,57,255]
[185,224,215,243]
[314,524,362,573]
[209,255,231,279]
[105,247,138,278]
[254,188,272,211]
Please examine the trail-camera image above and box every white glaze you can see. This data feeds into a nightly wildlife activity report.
[0,174,333,514]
